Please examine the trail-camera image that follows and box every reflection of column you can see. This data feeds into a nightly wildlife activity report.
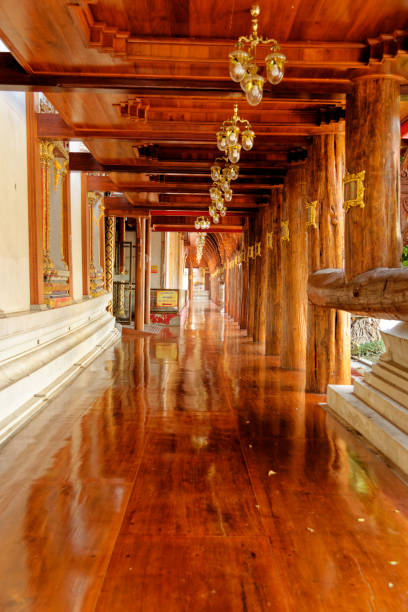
[188,268,194,304]
[104,216,115,313]
[145,219,151,325]
[134,218,145,331]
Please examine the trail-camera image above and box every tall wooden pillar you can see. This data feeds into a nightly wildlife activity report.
[281,165,308,370]
[306,134,351,392]
[240,229,249,330]
[104,216,115,314]
[265,187,282,356]
[253,208,267,343]
[144,219,151,325]
[119,217,126,274]
[188,268,194,304]
[134,218,145,331]
[345,76,401,279]
[247,218,256,338]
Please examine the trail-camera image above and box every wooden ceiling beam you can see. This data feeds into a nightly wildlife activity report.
[152,224,243,233]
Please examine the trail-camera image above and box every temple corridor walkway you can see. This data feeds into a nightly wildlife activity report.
[1,300,408,611]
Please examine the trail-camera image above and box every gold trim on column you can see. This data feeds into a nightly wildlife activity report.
[280,220,290,243]
[343,170,365,212]
[306,200,318,229]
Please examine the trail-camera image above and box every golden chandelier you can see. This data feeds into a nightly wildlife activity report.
[228,5,286,106]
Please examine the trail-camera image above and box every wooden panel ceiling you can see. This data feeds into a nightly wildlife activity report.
[0,0,407,229]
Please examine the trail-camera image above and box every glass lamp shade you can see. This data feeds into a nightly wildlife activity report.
[241,129,255,151]
[227,127,239,146]
[211,164,221,181]
[213,213,220,224]
[209,206,216,217]
[228,49,250,82]
[224,188,232,202]
[220,208,227,217]
[216,131,228,152]
[265,51,286,85]
[220,178,229,192]
[194,219,201,230]
[242,73,264,106]
[229,164,239,180]
[210,186,222,201]
[216,199,224,211]
[228,144,241,164]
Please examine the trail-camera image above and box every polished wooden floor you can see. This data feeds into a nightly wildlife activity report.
[1,300,408,611]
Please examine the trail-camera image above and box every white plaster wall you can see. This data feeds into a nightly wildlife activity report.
[70,172,83,301]
[0,92,30,314]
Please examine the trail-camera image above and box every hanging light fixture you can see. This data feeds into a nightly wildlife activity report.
[228,4,286,106]
[216,105,255,164]
[194,216,211,230]
[196,232,207,264]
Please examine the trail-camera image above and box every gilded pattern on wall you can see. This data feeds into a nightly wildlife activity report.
[88,191,105,297]
[104,216,115,313]
[306,200,318,229]
[40,139,71,308]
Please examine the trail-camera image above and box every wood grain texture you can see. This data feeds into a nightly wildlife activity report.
[280,165,308,370]
[345,76,402,280]
[306,134,351,392]
[265,188,282,356]
[1,299,408,609]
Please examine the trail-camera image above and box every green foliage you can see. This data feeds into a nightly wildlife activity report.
[351,339,385,359]
[402,245,408,267]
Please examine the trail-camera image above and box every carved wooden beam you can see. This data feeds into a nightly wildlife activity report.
[308,268,408,321]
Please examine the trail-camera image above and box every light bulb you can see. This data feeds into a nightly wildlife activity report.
[216,199,224,211]
[209,206,216,217]
[228,50,250,82]
[229,165,239,180]
[210,186,221,201]
[242,129,255,151]
[227,127,239,145]
[217,131,228,152]
[224,188,232,202]
[213,214,220,224]
[243,73,264,106]
[220,208,227,217]
[265,51,286,85]
[195,219,200,229]
[228,144,241,164]
[211,164,221,181]
[220,179,229,192]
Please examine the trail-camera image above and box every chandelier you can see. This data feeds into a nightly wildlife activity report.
[228,4,286,106]
[216,104,255,164]
[194,216,211,230]
[196,232,206,264]
[208,157,239,223]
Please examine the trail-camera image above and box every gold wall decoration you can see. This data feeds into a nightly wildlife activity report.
[344,170,365,212]
[105,216,115,314]
[255,241,261,257]
[280,220,290,243]
[306,200,318,229]
[248,245,255,259]
[266,231,274,249]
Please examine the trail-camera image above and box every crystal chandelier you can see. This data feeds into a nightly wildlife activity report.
[228,5,286,106]
[208,157,238,223]
[196,232,206,264]
[194,216,211,230]
[216,104,255,164]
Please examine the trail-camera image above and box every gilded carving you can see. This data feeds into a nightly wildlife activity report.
[343,170,365,212]
[306,200,318,229]
[280,220,290,243]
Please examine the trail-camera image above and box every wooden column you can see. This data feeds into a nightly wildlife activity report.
[345,76,401,280]
[144,218,151,325]
[247,218,256,338]
[240,228,249,330]
[265,188,282,356]
[281,165,308,370]
[134,218,145,331]
[188,268,194,304]
[104,216,115,314]
[253,208,267,343]
[306,134,351,392]
[119,217,126,274]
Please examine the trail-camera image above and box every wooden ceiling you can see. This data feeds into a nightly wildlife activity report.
[0,0,408,235]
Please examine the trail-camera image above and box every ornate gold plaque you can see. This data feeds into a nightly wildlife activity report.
[280,220,290,243]
[344,170,365,212]
[306,200,318,229]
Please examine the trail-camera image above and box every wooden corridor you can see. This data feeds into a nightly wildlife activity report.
[1,300,408,611]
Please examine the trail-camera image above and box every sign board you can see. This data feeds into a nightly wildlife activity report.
[157,290,178,308]
[151,265,159,274]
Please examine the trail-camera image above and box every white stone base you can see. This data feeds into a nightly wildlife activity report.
[0,294,120,445]
[327,322,408,475]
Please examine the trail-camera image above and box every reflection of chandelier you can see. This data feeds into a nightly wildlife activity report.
[228,5,286,106]
[196,232,206,264]
[194,216,211,230]
[216,104,254,164]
